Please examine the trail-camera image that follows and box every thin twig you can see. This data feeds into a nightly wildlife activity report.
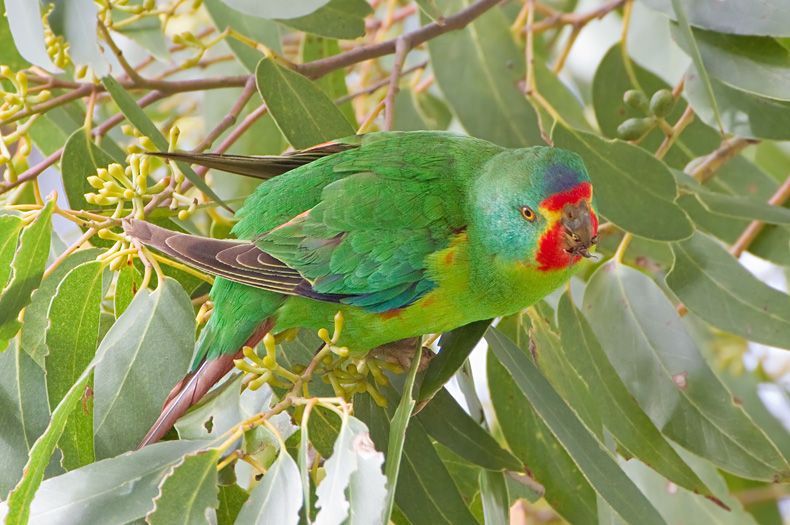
[655,105,695,160]
[193,76,258,152]
[527,0,626,34]
[384,37,411,131]
[688,137,758,184]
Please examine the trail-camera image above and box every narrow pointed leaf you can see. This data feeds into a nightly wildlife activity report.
[114,264,142,318]
[486,327,665,525]
[0,199,54,353]
[669,0,722,130]
[217,484,249,525]
[555,292,714,496]
[147,449,221,525]
[94,280,195,459]
[417,387,521,471]
[383,346,421,524]
[4,0,58,71]
[583,261,790,481]
[0,341,51,500]
[255,57,355,149]
[0,440,211,525]
[0,215,23,287]
[61,127,116,211]
[418,319,491,404]
[46,261,108,471]
[479,469,508,525]
[20,248,101,367]
[487,346,597,524]
[668,232,790,350]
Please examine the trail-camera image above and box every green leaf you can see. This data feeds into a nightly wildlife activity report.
[0,215,23,287]
[217,484,249,525]
[685,64,790,140]
[203,0,281,72]
[315,414,386,524]
[48,0,109,76]
[147,449,221,525]
[642,0,790,37]
[45,261,107,406]
[383,345,422,525]
[20,248,101,367]
[668,232,790,350]
[486,328,665,525]
[0,0,29,70]
[114,264,142,318]
[0,440,211,524]
[0,198,54,353]
[668,0,722,130]
[487,342,597,524]
[255,57,356,149]
[61,127,117,211]
[583,261,790,481]
[217,0,330,19]
[592,43,721,170]
[101,75,230,209]
[4,0,58,71]
[355,386,480,525]
[345,418,388,525]
[623,449,760,525]
[435,444,484,523]
[418,319,491,403]
[308,405,343,458]
[46,261,108,471]
[424,0,542,148]
[555,292,714,497]
[479,469,508,525]
[301,36,355,125]
[281,0,373,40]
[417,387,521,471]
[234,448,303,525]
[0,341,51,500]
[680,188,790,225]
[93,280,195,459]
[672,26,790,101]
[552,125,693,241]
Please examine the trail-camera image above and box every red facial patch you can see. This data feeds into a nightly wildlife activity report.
[535,182,597,272]
[536,222,579,271]
[540,182,592,212]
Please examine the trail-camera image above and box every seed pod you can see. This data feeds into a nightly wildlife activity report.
[650,89,676,118]
[623,90,649,113]
[617,117,653,140]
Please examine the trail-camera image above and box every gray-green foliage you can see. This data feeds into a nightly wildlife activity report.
[1,0,790,523]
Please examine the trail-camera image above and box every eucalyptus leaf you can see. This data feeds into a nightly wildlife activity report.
[234,448,302,525]
[583,261,790,481]
[643,0,790,37]
[668,232,790,350]
[255,57,356,149]
[0,199,54,353]
[4,0,59,71]
[48,0,109,76]
[281,0,372,40]
[147,449,221,525]
[218,0,330,19]
[93,280,195,459]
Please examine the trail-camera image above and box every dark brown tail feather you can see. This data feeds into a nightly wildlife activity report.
[147,142,357,180]
[137,319,275,448]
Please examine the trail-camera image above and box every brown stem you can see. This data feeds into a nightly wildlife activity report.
[689,137,758,184]
[528,0,625,34]
[296,0,501,79]
[731,173,790,258]
[655,105,695,160]
[193,76,258,152]
[384,37,411,131]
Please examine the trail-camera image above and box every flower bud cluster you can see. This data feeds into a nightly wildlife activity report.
[617,89,678,141]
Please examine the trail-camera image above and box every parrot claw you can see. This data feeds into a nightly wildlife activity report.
[370,337,435,372]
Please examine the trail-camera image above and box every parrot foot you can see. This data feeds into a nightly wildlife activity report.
[370,337,435,372]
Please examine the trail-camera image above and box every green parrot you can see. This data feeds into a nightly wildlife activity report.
[125,130,598,447]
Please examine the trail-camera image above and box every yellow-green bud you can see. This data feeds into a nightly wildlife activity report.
[649,89,676,118]
[87,175,104,189]
[623,90,649,113]
[617,117,653,141]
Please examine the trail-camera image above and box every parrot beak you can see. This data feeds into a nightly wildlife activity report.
[561,200,597,259]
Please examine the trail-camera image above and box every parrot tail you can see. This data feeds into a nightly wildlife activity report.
[137,318,275,448]
[147,141,357,180]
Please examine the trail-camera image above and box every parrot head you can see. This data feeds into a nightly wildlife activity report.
[471,146,598,271]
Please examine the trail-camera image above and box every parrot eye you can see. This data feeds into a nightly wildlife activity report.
[520,206,536,222]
